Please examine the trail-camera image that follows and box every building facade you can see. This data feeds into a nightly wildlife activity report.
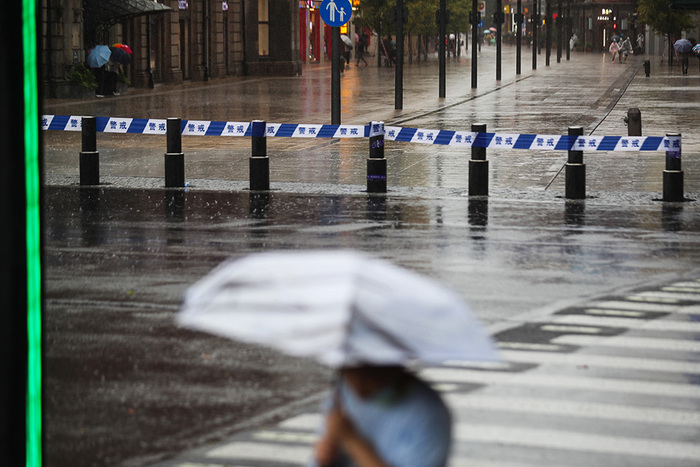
[41,0,302,98]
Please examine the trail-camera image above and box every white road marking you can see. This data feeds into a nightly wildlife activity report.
[587,300,693,313]
[446,394,700,426]
[498,342,563,351]
[421,368,700,398]
[552,334,700,353]
[583,308,645,317]
[539,325,603,334]
[499,349,700,374]
[252,430,318,443]
[278,413,322,431]
[454,424,700,461]
[552,313,700,333]
[205,441,311,463]
[633,291,700,301]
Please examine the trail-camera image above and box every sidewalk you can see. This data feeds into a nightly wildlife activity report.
[43,46,699,197]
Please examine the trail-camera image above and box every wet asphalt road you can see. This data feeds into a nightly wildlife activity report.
[42,46,700,466]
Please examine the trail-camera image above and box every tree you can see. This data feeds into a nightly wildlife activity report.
[637,0,698,64]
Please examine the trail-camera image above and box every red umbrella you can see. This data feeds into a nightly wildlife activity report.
[113,43,133,54]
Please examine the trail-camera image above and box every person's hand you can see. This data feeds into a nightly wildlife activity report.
[315,405,353,466]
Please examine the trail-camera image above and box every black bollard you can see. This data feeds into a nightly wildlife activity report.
[249,120,270,191]
[165,118,185,187]
[565,126,585,199]
[367,121,387,193]
[469,123,488,196]
[80,116,99,185]
[625,108,642,136]
[663,133,684,202]
[644,59,651,77]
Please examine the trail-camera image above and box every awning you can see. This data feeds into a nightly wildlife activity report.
[83,0,173,27]
[670,0,700,10]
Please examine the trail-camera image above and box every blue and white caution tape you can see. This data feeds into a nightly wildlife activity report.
[42,115,679,152]
[41,115,367,139]
[384,125,679,152]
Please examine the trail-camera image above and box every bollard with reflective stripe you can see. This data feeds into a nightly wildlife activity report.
[663,133,683,202]
[165,118,185,187]
[565,126,585,199]
[367,122,387,193]
[250,120,270,191]
[469,123,488,196]
[80,116,99,185]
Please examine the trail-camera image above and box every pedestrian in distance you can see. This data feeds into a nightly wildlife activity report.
[356,32,368,66]
[569,33,578,51]
[636,33,645,55]
[620,36,633,63]
[311,365,451,467]
[609,38,620,63]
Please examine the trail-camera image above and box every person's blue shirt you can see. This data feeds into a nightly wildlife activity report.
[311,375,452,467]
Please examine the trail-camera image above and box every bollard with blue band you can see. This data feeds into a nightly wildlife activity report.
[565,126,585,199]
[80,116,99,186]
[469,123,488,196]
[367,121,387,193]
[663,133,683,202]
[250,120,269,191]
[165,118,185,187]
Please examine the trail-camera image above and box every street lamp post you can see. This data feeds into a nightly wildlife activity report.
[471,0,479,88]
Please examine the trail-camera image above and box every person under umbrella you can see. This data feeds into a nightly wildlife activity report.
[674,38,693,75]
[312,365,452,467]
[178,250,501,467]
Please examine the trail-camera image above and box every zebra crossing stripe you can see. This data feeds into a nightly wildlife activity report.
[634,291,700,301]
[446,394,700,427]
[453,424,700,461]
[499,349,700,374]
[587,300,691,313]
[204,441,310,463]
[421,368,700,398]
[552,314,700,333]
[552,334,700,353]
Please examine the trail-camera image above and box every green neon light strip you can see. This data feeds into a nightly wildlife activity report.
[23,0,42,465]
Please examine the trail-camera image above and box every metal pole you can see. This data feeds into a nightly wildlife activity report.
[565,126,585,199]
[556,0,562,63]
[546,0,551,66]
[496,0,502,81]
[566,0,571,60]
[516,0,522,74]
[80,116,99,186]
[439,0,446,97]
[471,0,479,88]
[538,0,542,55]
[396,0,404,109]
[532,0,538,69]
[331,27,341,125]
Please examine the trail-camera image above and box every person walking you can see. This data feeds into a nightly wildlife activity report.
[620,36,632,63]
[356,32,368,66]
[311,365,451,467]
[609,38,620,63]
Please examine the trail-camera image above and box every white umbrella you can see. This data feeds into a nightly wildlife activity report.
[340,35,353,47]
[178,250,500,368]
